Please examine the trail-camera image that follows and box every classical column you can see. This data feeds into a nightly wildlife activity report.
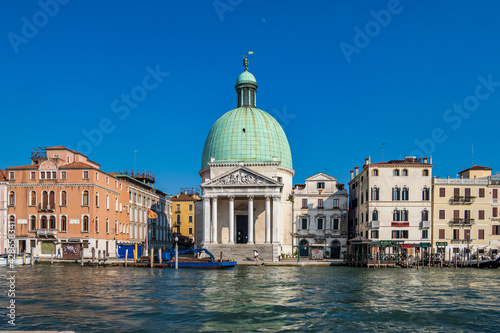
[272,195,281,243]
[228,195,235,244]
[248,195,254,244]
[265,195,271,243]
[202,196,211,243]
[211,196,218,243]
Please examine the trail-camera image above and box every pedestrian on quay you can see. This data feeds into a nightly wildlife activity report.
[254,250,259,261]
[57,248,62,258]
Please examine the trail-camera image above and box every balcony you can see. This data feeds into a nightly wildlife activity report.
[36,229,57,238]
[450,196,475,204]
[38,203,55,212]
[421,221,431,229]
[449,218,475,226]
[369,221,379,229]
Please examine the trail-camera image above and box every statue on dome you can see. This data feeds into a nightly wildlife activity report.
[242,51,254,71]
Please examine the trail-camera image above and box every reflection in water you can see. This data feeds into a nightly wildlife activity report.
[1,265,499,332]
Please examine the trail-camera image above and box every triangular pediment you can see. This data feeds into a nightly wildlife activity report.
[202,167,282,187]
[306,172,337,182]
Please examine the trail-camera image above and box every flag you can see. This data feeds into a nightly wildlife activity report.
[147,209,157,219]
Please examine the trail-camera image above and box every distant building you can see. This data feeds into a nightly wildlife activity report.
[170,189,200,241]
[432,166,500,260]
[348,156,433,256]
[6,146,130,257]
[292,173,348,259]
[0,170,7,254]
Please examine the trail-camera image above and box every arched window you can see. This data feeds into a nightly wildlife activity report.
[393,210,400,221]
[30,215,36,231]
[49,216,56,229]
[82,191,89,206]
[83,216,89,232]
[41,215,48,229]
[61,216,67,232]
[372,210,379,221]
[95,216,99,233]
[61,191,67,206]
[392,187,401,201]
[372,169,379,176]
[8,191,15,206]
[394,169,400,176]
[422,210,429,221]
[401,210,408,221]
[371,187,379,201]
[30,191,37,206]
[423,169,429,176]
[106,218,109,234]
[95,192,99,207]
[49,191,55,208]
[106,195,109,210]
[422,187,430,201]
[115,220,118,235]
[115,198,118,211]
[402,187,409,201]
[402,169,408,176]
[42,191,48,208]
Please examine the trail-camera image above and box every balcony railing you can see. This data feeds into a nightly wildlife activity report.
[450,196,476,204]
[36,229,57,237]
[369,221,380,229]
[38,203,55,212]
[449,218,475,226]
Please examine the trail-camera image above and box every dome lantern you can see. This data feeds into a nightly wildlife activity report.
[235,54,257,107]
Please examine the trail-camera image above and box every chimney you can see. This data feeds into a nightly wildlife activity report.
[350,170,354,180]
[430,156,432,164]
[176,194,179,198]
[365,157,370,165]
[354,166,359,176]
[184,191,187,195]
[423,157,428,164]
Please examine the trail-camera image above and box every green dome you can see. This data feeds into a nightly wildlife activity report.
[201,106,293,169]
[236,71,257,86]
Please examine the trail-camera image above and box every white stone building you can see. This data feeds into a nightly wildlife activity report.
[293,173,348,258]
[348,156,433,255]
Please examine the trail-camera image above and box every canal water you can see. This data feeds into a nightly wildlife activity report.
[1,264,499,332]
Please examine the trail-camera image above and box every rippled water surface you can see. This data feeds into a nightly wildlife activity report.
[1,264,499,332]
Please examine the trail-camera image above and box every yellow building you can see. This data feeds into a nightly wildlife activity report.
[170,190,200,240]
[432,166,500,260]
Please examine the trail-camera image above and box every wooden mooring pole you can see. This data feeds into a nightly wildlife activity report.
[125,249,128,267]
[51,250,54,264]
[80,247,84,267]
[150,248,154,268]
[92,247,95,264]
[30,252,34,266]
[23,252,26,265]
[159,249,162,264]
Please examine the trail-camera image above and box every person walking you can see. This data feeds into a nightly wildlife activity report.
[253,250,259,261]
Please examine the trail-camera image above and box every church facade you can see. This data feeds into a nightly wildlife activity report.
[196,58,294,261]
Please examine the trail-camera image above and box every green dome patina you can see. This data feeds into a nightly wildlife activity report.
[201,63,292,170]
[201,106,293,169]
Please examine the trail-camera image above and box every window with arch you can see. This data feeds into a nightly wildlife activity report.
[372,169,379,176]
[394,169,400,176]
[42,191,48,208]
[115,198,118,211]
[61,216,67,232]
[95,192,99,207]
[317,216,324,230]
[49,191,55,208]
[30,191,37,206]
[60,190,67,206]
[106,218,109,234]
[8,191,15,206]
[106,195,109,210]
[423,169,429,176]
[41,216,48,229]
[95,216,99,233]
[372,210,379,221]
[393,210,400,221]
[83,216,89,232]
[422,210,429,221]
[392,187,401,201]
[402,187,409,201]
[422,187,430,201]
[402,169,408,176]
[119,223,122,234]
[371,187,379,201]
[30,215,37,231]
[49,216,56,229]
[401,210,409,221]
[115,220,118,235]
[82,191,89,206]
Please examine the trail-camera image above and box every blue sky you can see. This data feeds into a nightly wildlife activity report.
[2,0,500,194]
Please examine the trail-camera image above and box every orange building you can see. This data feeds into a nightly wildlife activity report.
[6,146,130,258]
[170,190,200,240]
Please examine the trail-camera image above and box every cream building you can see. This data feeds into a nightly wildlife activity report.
[348,156,433,255]
[432,166,500,260]
[293,173,348,258]
[197,58,294,261]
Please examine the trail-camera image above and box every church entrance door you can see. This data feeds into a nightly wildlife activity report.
[236,215,248,244]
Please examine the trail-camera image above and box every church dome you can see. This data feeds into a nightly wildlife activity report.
[201,58,292,170]
[201,106,293,169]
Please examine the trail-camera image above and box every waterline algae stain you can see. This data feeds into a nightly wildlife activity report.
[1,265,499,332]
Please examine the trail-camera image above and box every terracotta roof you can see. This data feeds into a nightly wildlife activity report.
[6,164,38,170]
[170,194,196,201]
[46,146,71,150]
[108,172,121,176]
[459,165,492,174]
[60,162,95,169]
[0,170,7,181]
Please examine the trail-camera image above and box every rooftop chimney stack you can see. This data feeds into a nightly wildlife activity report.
[423,157,428,164]
[350,170,354,180]
[365,157,370,165]
[354,166,359,176]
